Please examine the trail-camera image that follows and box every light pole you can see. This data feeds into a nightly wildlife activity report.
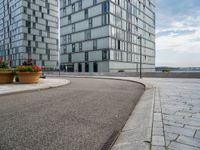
[137,35,142,79]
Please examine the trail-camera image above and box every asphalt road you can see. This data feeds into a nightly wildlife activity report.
[0,78,144,150]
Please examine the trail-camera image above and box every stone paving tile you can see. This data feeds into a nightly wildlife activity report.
[164,124,196,137]
[194,130,200,139]
[145,78,200,150]
[165,132,179,142]
[154,113,162,121]
[152,136,165,146]
[152,127,164,136]
[177,135,200,148]
[151,146,165,150]
[153,121,163,128]
[168,141,199,150]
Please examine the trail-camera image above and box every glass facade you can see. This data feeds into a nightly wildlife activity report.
[60,0,155,72]
[0,0,59,68]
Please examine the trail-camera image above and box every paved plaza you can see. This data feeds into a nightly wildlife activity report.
[148,78,200,150]
[110,77,200,150]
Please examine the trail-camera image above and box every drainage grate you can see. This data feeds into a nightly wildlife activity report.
[100,130,120,150]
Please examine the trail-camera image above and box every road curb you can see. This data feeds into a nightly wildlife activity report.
[0,78,71,96]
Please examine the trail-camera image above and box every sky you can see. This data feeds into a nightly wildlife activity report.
[156,0,200,67]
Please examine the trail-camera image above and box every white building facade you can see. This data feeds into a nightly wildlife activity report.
[0,0,59,68]
[60,0,155,72]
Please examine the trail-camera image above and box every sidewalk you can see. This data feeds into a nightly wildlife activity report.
[148,78,200,150]
[0,78,70,95]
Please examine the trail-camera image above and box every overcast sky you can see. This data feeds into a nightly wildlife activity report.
[156,0,200,67]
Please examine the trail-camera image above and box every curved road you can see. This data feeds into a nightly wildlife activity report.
[0,78,144,150]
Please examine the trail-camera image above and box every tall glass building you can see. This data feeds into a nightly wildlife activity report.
[0,0,59,68]
[60,0,155,72]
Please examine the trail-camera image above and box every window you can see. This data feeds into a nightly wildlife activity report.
[72,4,75,13]
[102,50,108,60]
[33,10,35,16]
[39,6,42,12]
[72,43,75,52]
[33,35,36,41]
[85,63,89,72]
[68,53,72,62]
[68,34,71,43]
[79,42,82,51]
[102,14,108,25]
[24,33,27,39]
[26,21,31,27]
[28,28,31,34]
[28,2,31,8]
[93,0,97,5]
[24,7,27,14]
[85,30,91,40]
[72,24,75,32]
[84,9,88,19]
[33,22,36,29]
[93,40,97,50]
[68,15,71,24]
[102,2,109,13]
[117,0,120,5]
[39,30,42,36]
[46,26,50,31]
[118,40,120,50]
[78,1,82,10]
[63,8,66,15]
[33,48,36,54]
[78,63,82,72]
[85,52,88,61]
[89,18,93,28]
[93,62,98,72]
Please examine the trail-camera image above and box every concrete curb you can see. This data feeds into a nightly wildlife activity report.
[48,75,154,150]
[0,78,71,96]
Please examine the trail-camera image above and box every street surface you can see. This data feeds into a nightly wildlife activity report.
[0,78,144,150]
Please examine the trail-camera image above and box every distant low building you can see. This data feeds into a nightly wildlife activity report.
[60,0,156,72]
[0,0,59,68]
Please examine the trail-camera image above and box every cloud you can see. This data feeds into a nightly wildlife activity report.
[156,0,200,67]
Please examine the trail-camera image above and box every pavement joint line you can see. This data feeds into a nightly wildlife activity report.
[158,87,167,149]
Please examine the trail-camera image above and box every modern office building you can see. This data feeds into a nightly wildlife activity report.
[60,0,155,72]
[0,0,59,68]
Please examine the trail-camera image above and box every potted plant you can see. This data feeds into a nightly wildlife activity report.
[16,65,42,84]
[0,59,14,84]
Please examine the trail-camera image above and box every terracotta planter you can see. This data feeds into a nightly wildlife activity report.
[17,72,42,84]
[0,72,14,84]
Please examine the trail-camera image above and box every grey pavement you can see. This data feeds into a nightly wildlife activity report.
[0,78,70,95]
[0,78,144,150]
[148,78,200,150]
